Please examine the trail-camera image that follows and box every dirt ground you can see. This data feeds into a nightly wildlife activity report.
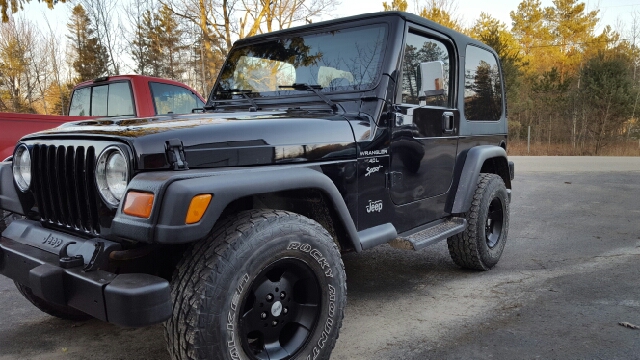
[1,156,639,359]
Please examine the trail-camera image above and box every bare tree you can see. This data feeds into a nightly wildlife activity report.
[0,17,40,112]
[80,0,122,75]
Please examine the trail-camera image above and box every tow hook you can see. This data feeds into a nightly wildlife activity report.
[58,242,84,269]
[83,241,105,272]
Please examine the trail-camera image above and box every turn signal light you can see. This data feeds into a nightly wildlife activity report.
[186,194,212,224]
[123,192,154,219]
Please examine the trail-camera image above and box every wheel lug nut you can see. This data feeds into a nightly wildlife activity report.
[266,294,273,301]
[283,307,288,314]
[272,320,278,326]
[280,291,286,299]
[260,312,267,319]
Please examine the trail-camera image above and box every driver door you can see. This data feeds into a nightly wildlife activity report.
[390,30,459,207]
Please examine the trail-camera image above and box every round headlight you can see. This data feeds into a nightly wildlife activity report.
[96,147,129,206]
[13,145,31,192]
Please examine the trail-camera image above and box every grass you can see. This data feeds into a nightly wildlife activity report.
[507,140,640,156]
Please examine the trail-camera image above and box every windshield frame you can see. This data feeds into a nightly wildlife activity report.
[209,19,392,105]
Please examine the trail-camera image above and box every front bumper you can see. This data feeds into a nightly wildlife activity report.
[0,220,171,327]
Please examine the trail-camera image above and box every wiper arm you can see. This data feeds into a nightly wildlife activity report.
[217,89,259,111]
[279,83,343,113]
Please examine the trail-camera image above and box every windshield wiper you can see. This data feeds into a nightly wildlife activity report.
[217,89,259,111]
[278,83,343,113]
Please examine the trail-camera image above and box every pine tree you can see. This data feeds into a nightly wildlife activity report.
[417,0,463,32]
[157,4,187,80]
[67,4,109,82]
[382,0,407,11]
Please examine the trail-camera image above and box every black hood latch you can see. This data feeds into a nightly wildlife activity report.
[165,139,189,170]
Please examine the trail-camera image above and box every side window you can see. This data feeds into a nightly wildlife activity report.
[464,45,503,120]
[68,87,90,116]
[91,85,108,116]
[107,82,135,116]
[150,82,204,115]
[401,31,451,107]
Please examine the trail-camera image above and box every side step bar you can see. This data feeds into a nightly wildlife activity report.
[389,218,467,251]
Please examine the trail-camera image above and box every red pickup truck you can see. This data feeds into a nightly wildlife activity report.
[0,75,205,161]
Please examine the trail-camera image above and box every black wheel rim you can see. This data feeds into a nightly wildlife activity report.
[485,197,504,248]
[239,258,321,360]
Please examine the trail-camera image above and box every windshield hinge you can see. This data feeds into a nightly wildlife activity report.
[165,139,189,170]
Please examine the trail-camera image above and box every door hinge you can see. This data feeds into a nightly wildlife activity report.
[165,139,189,170]
[386,171,403,188]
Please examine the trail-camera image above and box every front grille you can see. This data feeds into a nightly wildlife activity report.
[31,144,101,235]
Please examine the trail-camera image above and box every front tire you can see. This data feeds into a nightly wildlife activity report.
[165,209,346,360]
[447,173,509,270]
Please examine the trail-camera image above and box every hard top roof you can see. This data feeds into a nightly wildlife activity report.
[234,11,491,53]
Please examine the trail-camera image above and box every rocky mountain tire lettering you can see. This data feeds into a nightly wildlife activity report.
[227,273,250,359]
[306,284,336,360]
[366,200,383,213]
[365,165,383,177]
[287,242,333,277]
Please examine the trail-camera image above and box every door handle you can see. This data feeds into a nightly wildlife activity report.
[442,112,454,134]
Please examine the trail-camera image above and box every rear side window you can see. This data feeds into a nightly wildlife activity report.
[68,82,135,117]
[150,82,204,115]
[464,45,503,120]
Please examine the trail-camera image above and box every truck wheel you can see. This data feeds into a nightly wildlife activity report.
[447,173,509,270]
[13,282,92,321]
[165,209,346,360]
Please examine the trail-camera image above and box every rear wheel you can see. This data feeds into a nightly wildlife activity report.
[14,282,92,321]
[447,173,509,270]
[165,209,346,360]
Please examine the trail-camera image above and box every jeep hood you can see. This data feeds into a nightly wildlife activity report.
[23,111,359,169]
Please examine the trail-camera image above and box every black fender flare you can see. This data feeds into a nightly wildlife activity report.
[111,166,362,251]
[447,145,511,214]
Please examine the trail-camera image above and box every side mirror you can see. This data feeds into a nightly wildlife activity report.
[418,61,446,105]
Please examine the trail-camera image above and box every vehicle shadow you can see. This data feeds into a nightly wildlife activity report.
[0,315,169,360]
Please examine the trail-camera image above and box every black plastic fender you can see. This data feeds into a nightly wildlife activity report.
[111,165,362,251]
[447,145,511,214]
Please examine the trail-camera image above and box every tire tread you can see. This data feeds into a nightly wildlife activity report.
[164,209,346,360]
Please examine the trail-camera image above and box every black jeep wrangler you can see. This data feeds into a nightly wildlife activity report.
[0,11,513,360]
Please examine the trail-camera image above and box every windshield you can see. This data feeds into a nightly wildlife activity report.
[214,24,388,98]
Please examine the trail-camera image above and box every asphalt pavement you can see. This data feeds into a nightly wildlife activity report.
[1,156,639,359]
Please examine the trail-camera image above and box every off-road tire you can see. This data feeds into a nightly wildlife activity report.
[14,282,92,321]
[164,209,347,360]
[447,173,509,270]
